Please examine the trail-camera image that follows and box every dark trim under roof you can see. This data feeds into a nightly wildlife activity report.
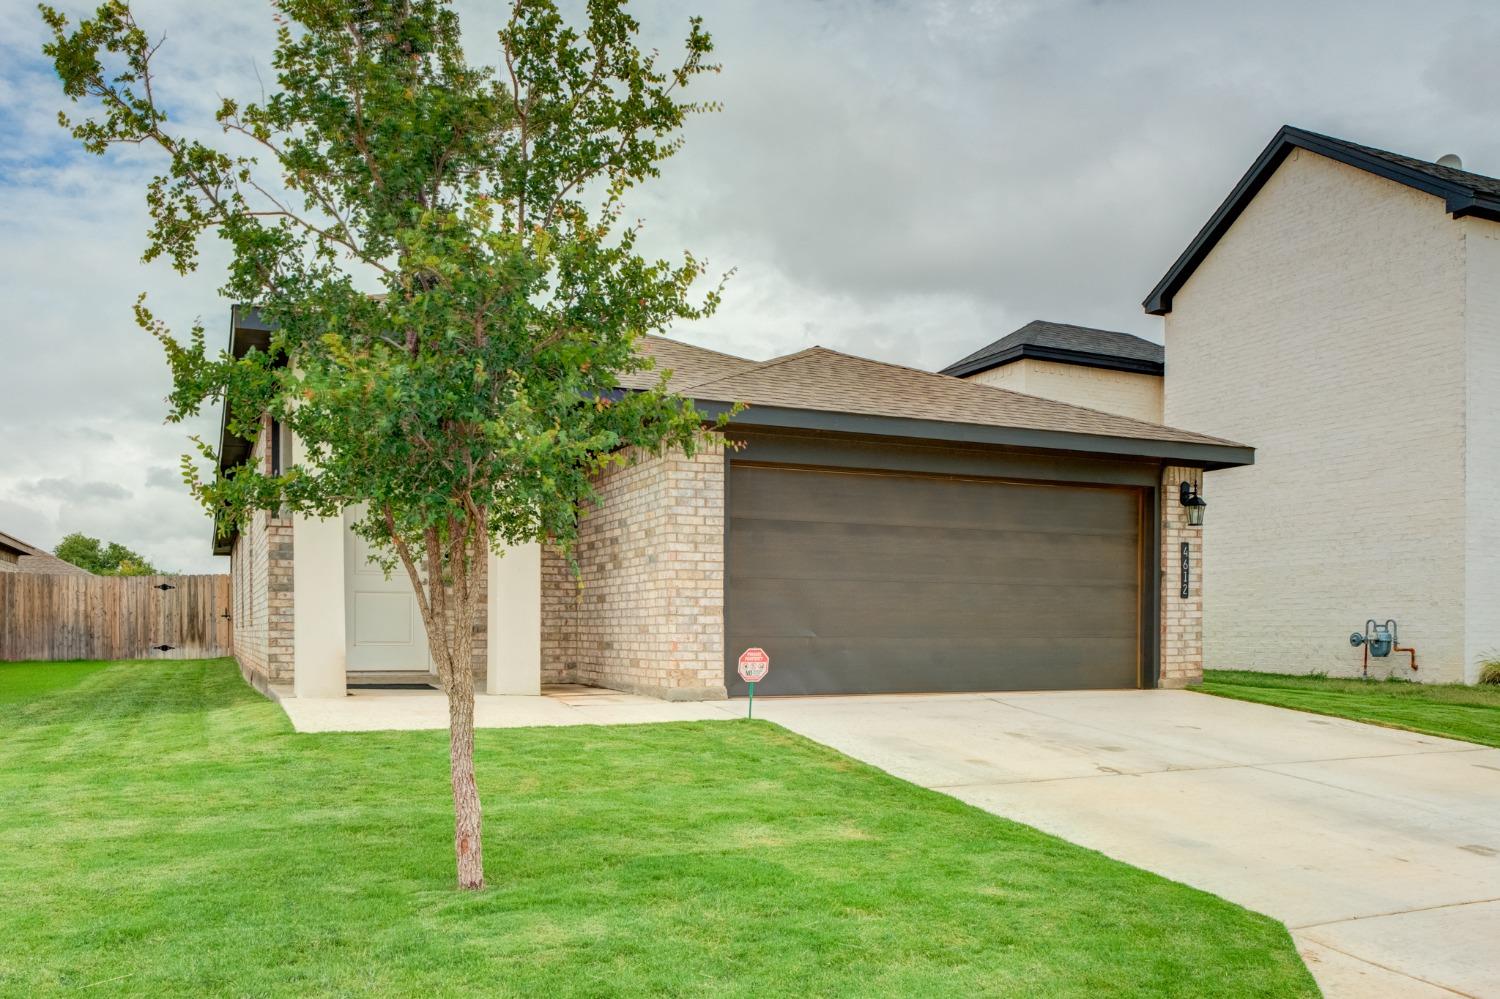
[1144,125,1500,316]
[212,305,276,555]
[693,400,1251,471]
[940,320,1164,378]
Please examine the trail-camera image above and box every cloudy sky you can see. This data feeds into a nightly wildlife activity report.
[2,0,1497,573]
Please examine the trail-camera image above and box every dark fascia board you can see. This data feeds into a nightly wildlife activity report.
[213,306,279,554]
[689,399,1253,470]
[1144,125,1500,316]
[941,343,1164,379]
[215,310,273,477]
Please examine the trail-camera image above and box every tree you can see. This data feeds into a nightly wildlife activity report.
[43,0,726,889]
[54,532,160,575]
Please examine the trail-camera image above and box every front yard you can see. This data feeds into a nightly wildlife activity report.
[1197,669,1500,748]
[0,659,1315,997]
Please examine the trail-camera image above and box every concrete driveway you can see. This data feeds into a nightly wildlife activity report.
[749,689,1500,998]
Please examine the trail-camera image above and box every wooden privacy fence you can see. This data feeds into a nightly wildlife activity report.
[0,573,231,661]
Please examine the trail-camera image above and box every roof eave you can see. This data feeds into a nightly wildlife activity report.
[1145,125,1500,316]
[941,343,1164,379]
[692,399,1253,470]
[213,305,278,554]
[1448,194,1500,222]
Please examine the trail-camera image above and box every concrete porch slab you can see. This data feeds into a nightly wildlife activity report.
[270,682,737,733]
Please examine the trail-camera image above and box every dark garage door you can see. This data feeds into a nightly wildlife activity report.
[726,463,1143,696]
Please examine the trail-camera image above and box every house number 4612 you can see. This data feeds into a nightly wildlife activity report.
[1180,542,1191,599]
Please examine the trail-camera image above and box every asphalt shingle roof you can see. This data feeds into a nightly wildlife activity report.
[0,531,91,575]
[1312,129,1500,200]
[941,320,1164,378]
[614,334,757,392]
[677,345,1240,448]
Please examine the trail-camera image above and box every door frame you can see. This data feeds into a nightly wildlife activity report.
[722,429,1162,693]
[342,507,435,673]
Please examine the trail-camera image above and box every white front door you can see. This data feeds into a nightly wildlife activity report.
[343,509,433,672]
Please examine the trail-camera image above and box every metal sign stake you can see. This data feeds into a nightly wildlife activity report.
[737,647,770,720]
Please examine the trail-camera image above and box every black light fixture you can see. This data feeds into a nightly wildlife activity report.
[1179,480,1206,526]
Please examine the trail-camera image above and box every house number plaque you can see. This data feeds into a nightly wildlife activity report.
[1180,542,1191,599]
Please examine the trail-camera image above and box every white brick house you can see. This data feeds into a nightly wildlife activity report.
[219,310,1251,700]
[1143,126,1500,683]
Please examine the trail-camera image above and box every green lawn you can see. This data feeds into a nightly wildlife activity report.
[0,658,111,704]
[1198,669,1500,748]
[0,660,1315,997]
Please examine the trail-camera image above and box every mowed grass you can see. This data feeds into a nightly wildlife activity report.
[1198,669,1500,748]
[0,658,111,704]
[0,660,1316,998]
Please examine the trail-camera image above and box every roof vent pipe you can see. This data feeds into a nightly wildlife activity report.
[1436,153,1464,170]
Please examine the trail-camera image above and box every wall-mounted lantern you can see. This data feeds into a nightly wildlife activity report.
[1179,480,1206,527]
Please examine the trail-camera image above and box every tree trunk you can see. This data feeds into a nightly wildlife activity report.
[445,658,484,890]
[390,512,487,890]
[435,565,484,890]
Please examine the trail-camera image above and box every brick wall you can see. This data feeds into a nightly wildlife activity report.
[1463,223,1500,684]
[1165,150,1470,681]
[231,417,295,690]
[543,442,726,699]
[540,545,578,685]
[469,555,487,679]
[1160,465,1204,688]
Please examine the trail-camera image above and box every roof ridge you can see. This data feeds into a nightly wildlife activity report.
[676,345,825,392]
[1021,318,1152,338]
[0,531,47,557]
[639,333,751,365]
[1282,125,1500,187]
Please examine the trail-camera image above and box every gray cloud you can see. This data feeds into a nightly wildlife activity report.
[3,0,1498,570]
[145,466,184,490]
[18,478,131,503]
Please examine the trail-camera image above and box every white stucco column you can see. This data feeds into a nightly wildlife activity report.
[292,512,348,698]
[487,541,541,695]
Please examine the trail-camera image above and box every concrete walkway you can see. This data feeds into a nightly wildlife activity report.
[273,683,734,732]
[273,683,1499,996]
[748,690,1500,999]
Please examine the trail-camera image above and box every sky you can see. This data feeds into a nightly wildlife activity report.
[2,0,1498,573]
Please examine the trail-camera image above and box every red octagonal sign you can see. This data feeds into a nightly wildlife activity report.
[737,647,770,683]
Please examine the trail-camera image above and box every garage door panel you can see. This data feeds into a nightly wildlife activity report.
[724,634,1142,694]
[731,463,1138,533]
[731,518,1139,585]
[730,578,1138,640]
[727,464,1143,695]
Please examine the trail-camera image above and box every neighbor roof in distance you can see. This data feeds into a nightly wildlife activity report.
[940,320,1164,378]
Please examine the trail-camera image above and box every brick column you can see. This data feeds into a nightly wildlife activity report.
[1160,465,1204,688]
[544,441,726,700]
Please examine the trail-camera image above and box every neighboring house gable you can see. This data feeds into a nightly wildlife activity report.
[1149,125,1500,683]
[1144,124,1500,316]
[939,320,1165,424]
[0,532,92,575]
